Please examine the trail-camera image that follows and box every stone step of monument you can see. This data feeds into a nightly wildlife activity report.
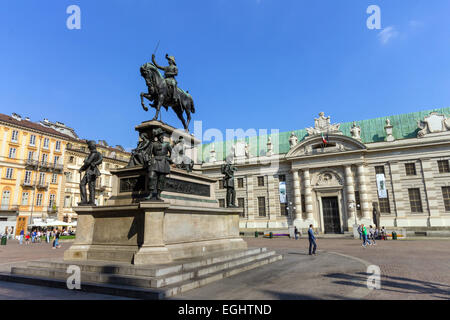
[13,249,277,289]
[26,247,267,278]
[0,251,283,299]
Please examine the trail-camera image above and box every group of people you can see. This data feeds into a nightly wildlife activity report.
[357,224,387,247]
[18,228,67,249]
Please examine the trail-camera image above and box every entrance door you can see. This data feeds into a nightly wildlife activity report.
[322,197,341,234]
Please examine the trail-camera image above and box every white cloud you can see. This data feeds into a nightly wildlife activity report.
[378,26,399,45]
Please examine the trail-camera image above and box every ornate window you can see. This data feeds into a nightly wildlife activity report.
[438,160,450,174]
[408,188,423,213]
[237,178,244,188]
[257,176,265,187]
[442,187,450,211]
[11,130,19,142]
[375,166,385,175]
[378,191,391,213]
[29,135,36,146]
[9,148,16,159]
[405,163,417,176]
[258,197,266,216]
[238,198,245,217]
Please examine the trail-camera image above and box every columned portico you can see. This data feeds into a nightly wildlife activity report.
[291,169,302,221]
[357,164,371,221]
[344,165,356,221]
[302,169,314,221]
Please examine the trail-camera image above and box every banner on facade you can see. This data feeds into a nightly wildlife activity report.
[279,181,287,203]
[376,174,387,199]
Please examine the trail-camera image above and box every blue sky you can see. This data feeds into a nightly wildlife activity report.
[2,0,450,149]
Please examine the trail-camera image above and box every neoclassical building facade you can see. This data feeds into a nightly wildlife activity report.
[200,108,450,234]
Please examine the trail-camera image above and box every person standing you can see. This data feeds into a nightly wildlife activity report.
[308,224,317,255]
[46,229,50,243]
[294,227,299,240]
[357,224,362,240]
[361,224,371,247]
[369,225,377,245]
[19,229,24,245]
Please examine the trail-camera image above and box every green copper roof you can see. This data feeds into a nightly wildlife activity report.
[198,107,450,163]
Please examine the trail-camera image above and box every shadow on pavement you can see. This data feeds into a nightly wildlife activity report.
[324,272,450,297]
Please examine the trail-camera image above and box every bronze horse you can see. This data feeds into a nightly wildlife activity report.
[140,62,195,131]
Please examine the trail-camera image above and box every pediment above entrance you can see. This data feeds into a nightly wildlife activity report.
[286,134,366,158]
[312,170,344,188]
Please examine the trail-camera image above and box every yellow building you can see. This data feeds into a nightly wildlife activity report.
[0,113,74,235]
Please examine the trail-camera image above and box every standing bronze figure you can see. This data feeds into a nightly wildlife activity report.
[140,53,195,131]
[78,141,103,206]
[145,128,172,201]
[221,159,238,208]
[127,132,151,167]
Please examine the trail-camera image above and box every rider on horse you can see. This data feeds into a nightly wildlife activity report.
[152,53,178,102]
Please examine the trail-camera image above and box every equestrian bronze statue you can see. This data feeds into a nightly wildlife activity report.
[140,53,195,131]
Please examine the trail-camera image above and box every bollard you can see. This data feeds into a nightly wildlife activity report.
[255,231,258,238]
[1,235,7,245]
[269,232,273,239]
[392,231,397,240]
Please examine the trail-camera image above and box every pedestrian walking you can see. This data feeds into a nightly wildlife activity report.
[25,232,30,245]
[369,225,377,245]
[294,226,299,240]
[308,224,317,255]
[361,224,372,247]
[46,230,50,243]
[52,229,61,249]
[357,224,362,240]
[381,226,386,240]
[19,229,24,245]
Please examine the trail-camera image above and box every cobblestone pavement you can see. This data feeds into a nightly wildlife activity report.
[0,238,448,300]
[245,237,450,300]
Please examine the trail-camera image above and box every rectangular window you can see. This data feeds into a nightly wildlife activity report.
[442,187,450,211]
[257,176,265,187]
[301,194,306,213]
[43,138,49,149]
[280,203,288,216]
[8,148,16,159]
[55,141,61,151]
[64,196,72,208]
[69,156,74,163]
[21,192,29,206]
[24,171,32,184]
[237,178,244,188]
[53,156,59,164]
[279,175,286,182]
[27,151,34,160]
[375,166,385,175]
[438,160,450,174]
[405,163,417,176]
[219,180,224,189]
[408,188,423,213]
[11,130,19,142]
[238,198,245,217]
[218,199,225,208]
[378,191,391,213]
[41,153,48,165]
[49,194,56,208]
[258,197,266,217]
[29,135,36,146]
[51,173,58,184]
[5,168,13,179]
[39,172,45,185]
[36,194,43,206]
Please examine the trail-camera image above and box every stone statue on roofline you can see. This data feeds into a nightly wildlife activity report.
[306,112,341,137]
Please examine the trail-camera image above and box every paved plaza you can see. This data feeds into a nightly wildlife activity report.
[0,237,448,300]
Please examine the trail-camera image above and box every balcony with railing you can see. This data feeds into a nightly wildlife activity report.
[36,181,49,190]
[21,180,35,188]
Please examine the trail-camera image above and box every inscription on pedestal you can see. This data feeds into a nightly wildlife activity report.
[119,176,210,197]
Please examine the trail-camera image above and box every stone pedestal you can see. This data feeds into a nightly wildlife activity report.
[64,121,247,265]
